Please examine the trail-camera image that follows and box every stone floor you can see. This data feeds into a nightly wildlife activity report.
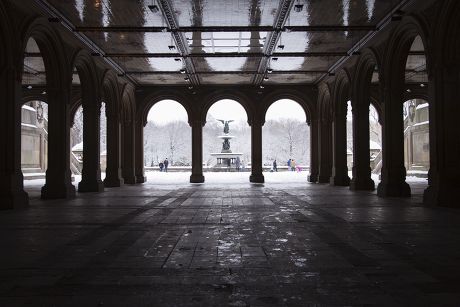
[2,176,460,306]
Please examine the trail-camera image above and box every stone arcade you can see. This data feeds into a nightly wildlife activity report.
[1,0,460,305]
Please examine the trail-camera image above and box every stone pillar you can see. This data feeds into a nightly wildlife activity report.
[330,104,350,186]
[122,120,136,184]
[308,118,319,182]
[190,120,204,183]
[41,88,76,199]
[318,118,333,183]
[78,100,104,192]
[104,107,123,187]
[349,101,375,191]
[377,85,411,197]
[249,119,264,183]
[134,119,146,183]
[423,66,460,206]
[0,66,28,209]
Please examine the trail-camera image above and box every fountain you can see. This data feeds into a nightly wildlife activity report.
[210,119,243,170]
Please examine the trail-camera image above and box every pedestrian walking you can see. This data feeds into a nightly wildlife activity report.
[273,160,278,172]
[236,157,241,172]
[291,159,296,172]
[287,159,291,171]
[164,158,169,172]
[159,162,164,172]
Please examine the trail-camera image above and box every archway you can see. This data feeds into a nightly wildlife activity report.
[143,99,191,184]
[263,99,310,183]
[403,36,430,186]
[203,99,250,183]
[21,38,49,197]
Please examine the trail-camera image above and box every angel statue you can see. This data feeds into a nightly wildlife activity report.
[217,119,234,134]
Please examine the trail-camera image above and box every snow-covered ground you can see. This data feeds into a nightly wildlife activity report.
[23,171,427,191]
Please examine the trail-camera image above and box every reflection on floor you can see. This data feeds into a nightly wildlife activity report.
[5,178,460,306]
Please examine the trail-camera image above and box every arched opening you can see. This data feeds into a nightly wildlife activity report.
[70,102,107,182]
[403,36,429,185]
[143,100,190,184]
[369,103,382,180]
[203,99,250,183]
[21,38,48,197]
[263,99,310,183]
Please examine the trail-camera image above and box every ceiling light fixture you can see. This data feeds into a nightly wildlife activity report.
[41,90,47,95]
[180,69,186,74]
[188,86,193,90]
[27,85,33,90]
[267,68,273,74]
[174,58,181,62]
[272,57,278,61]
[264,76,269,80]
[168,45,176,50]
[260,85,264,89]
[184,77,190,81]
[420,83,425,88]
[148,0,160,13]
[294,4,304,12]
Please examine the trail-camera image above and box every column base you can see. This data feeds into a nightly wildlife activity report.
[250,174,264,183]
[0,191,29,210]
[377,181,411,197]
[122,176,137,184]
[308,174,318,183]
[104,176,124,187]
[136,175,147,184]
[190,174,205,183]
[318,174,331,183]
[78,179,104,192]
[350,177,375,191]
[423,183,458,207]
[41,183,76,199]
[330,174,350,186]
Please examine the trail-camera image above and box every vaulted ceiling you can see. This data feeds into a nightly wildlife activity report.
[24,0,427,87]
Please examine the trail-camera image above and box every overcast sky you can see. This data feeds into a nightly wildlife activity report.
[147,99,307,125]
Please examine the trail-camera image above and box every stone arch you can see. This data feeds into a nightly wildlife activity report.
[71,49,101,108]
[101,69,120,119]
[260,89,314,125]
[332,69,352,119]
[383,14,432,97]
[201,90,254,125]
[352,47,381,109]
[138,91,192,127]
[318,83,333,122]
[19,17,70,95]
[435,0,460,65]
[120,83,136,125]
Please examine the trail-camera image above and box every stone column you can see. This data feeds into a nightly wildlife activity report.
[249,119,264,183]
[349,101,375,191]
[0,66,28,208]
[78,99,104,192]
[423,66,460,206]
[190,120,204,183]
[134,119,146,183]
[308,118,319,182]
[122,120,136,184]
[377,85,411,197]
[104,106,123,187]
[330,104,350,186]
[41,88,76,199]
[318,118,333,183]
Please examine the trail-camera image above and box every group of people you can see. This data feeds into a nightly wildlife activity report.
[271,158,301,172]
[287,158,301,172]
[158,158,169,172]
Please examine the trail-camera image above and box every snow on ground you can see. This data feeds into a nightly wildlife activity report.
[23,171,427,192]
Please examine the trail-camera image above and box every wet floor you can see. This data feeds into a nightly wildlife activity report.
[1,180,460,306]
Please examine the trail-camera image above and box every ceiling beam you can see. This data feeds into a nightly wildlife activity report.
[100,52,348,58]
[157,0,199,86]
[125,70,329,75]
[33,0,138,85]
[75,25,377,33]
[253,0,295,85]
